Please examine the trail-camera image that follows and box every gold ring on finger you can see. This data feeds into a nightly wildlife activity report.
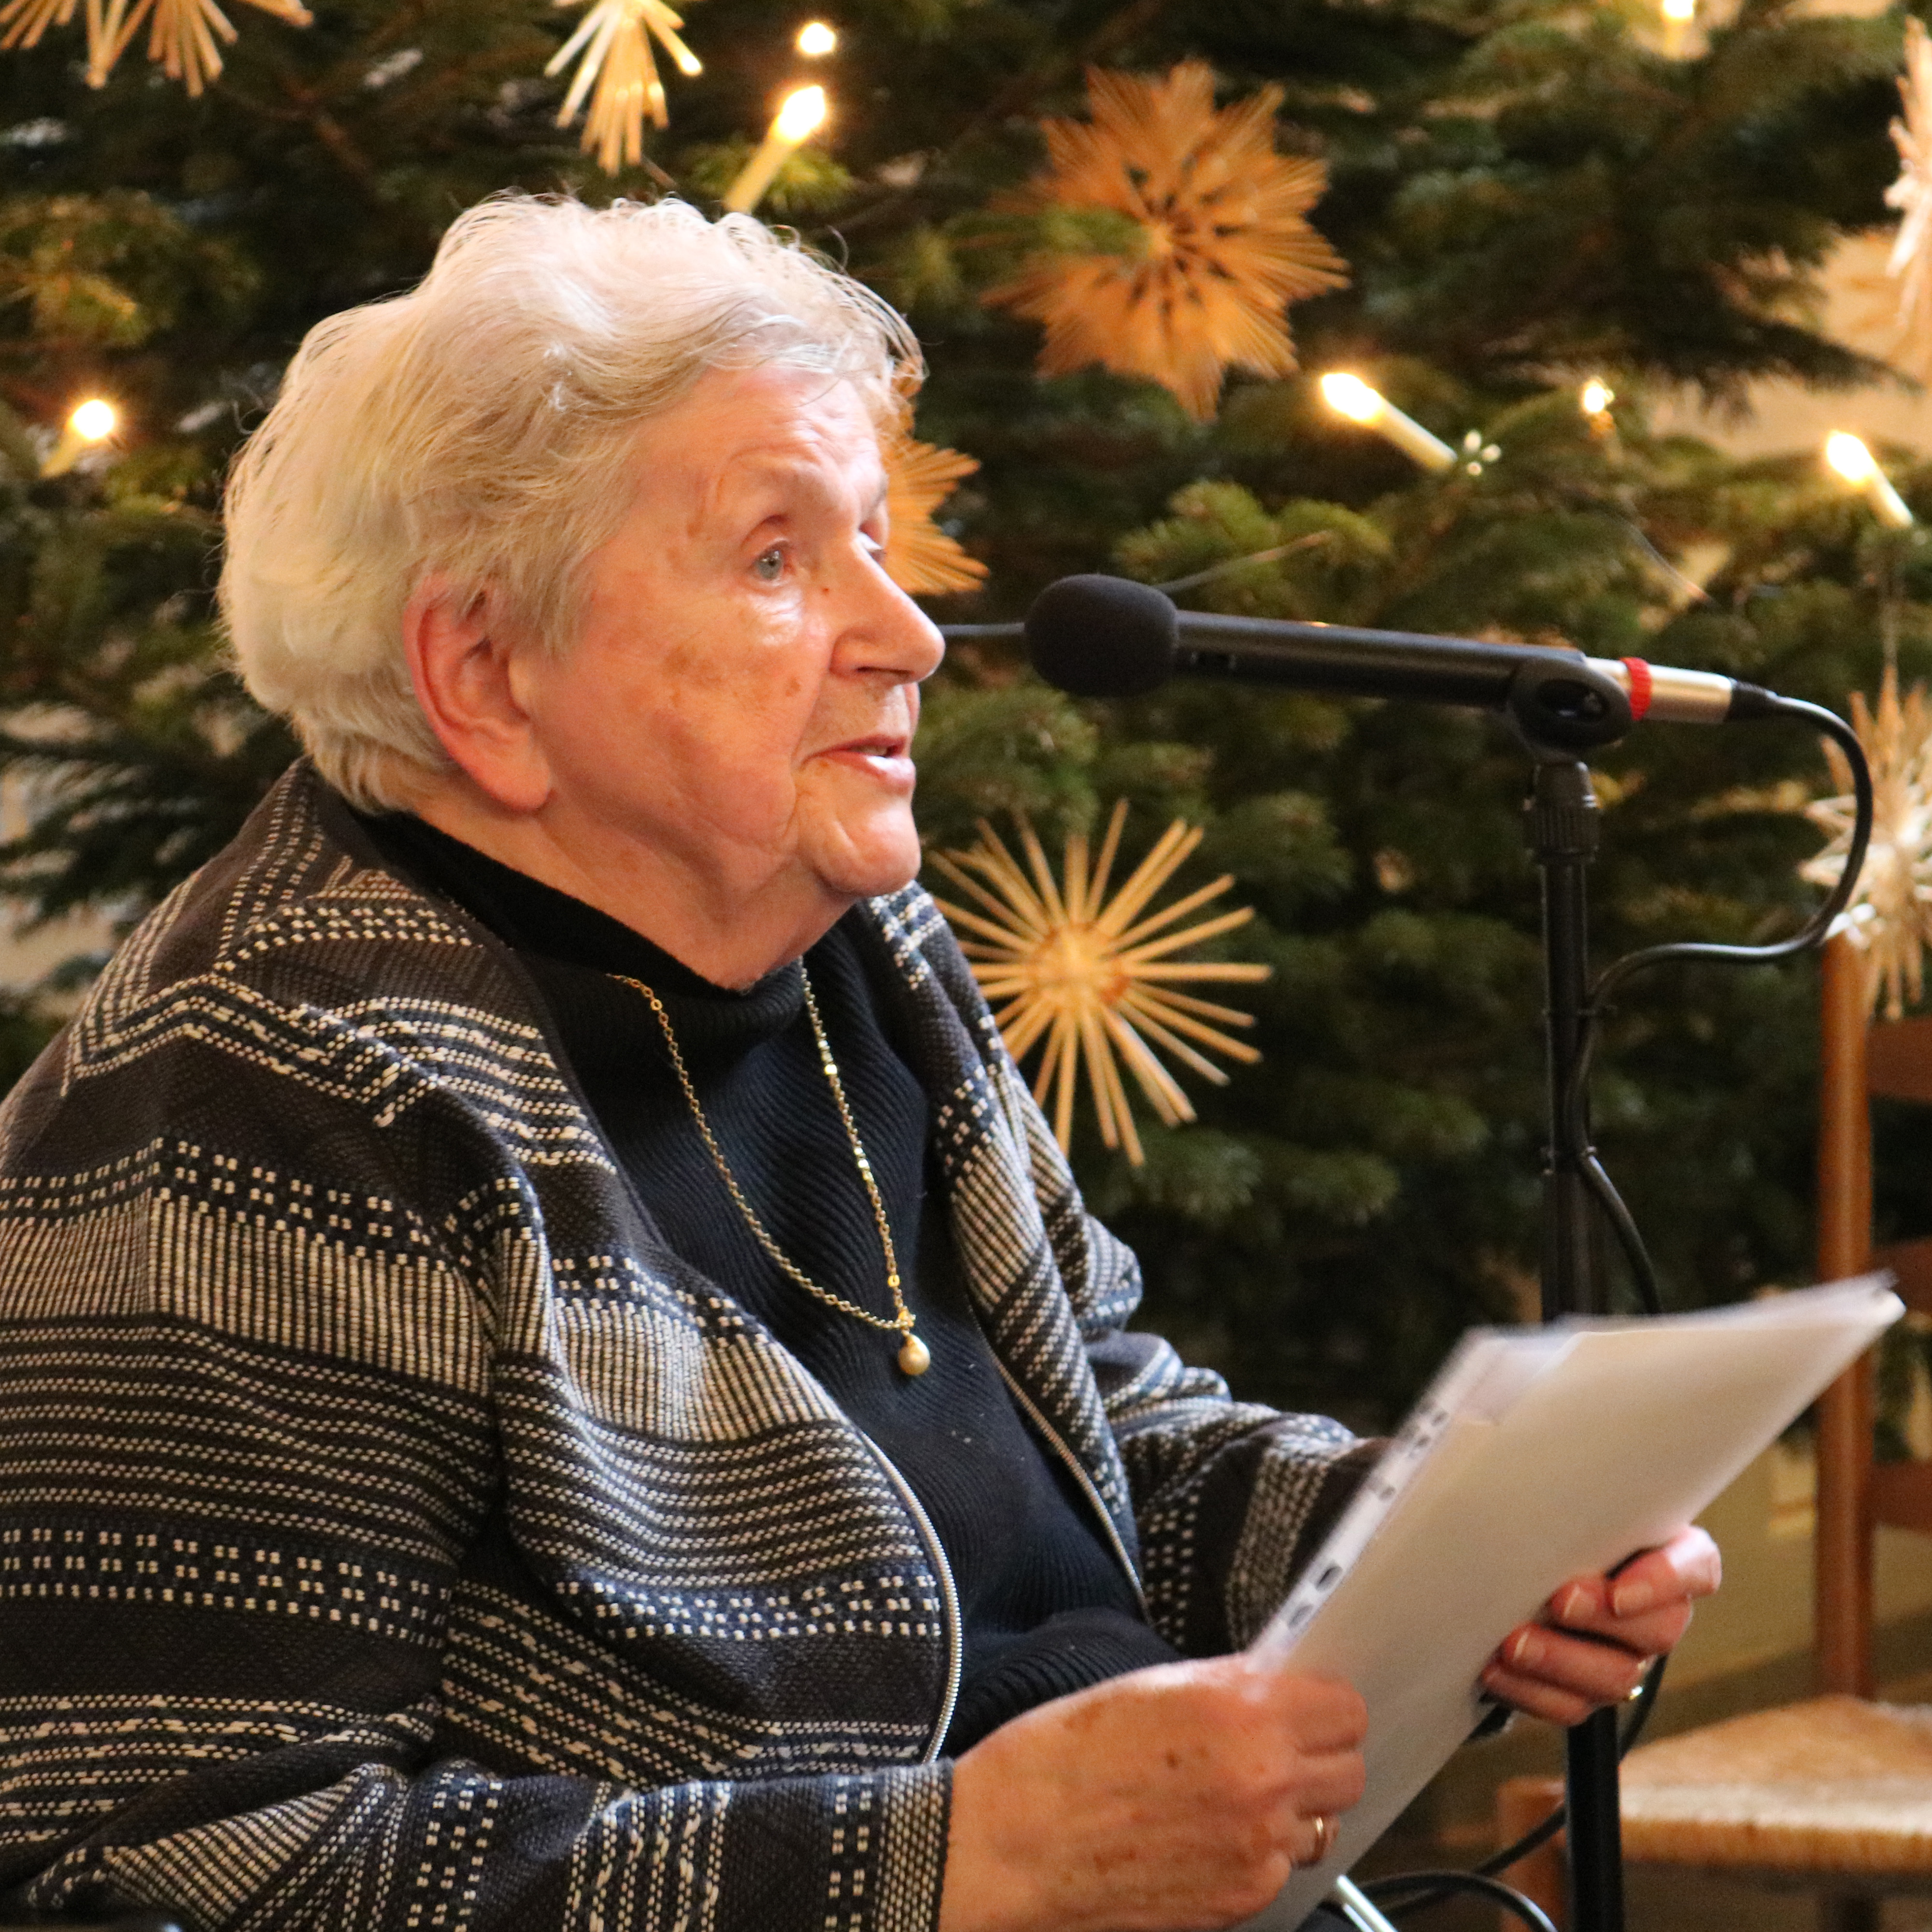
[1307,1813,1335,1866]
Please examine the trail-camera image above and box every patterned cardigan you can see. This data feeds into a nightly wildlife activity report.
[0,763,1362,1932]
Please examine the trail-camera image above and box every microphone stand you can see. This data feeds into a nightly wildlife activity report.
[1435,656,1871,1932]
[1525,753,1623,1932]
[1492,657,1642,1932]
[1507,664,1874,1932]
[950,616,1649,1931]
[1498,642,1642,1932]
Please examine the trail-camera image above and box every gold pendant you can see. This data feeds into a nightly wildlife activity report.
[897,1331,931,1377]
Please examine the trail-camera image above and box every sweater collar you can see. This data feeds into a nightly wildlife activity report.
[357,809,808,1047]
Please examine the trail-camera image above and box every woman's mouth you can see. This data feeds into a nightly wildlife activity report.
[820,735,914,786]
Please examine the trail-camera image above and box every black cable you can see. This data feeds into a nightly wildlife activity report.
[1563,696,1873,1142]
[1361,1868,1561,1932]
[1553,696,1873,1318]
[1589,696,1874,1008]
[1581,1151,1664,1317]
[1365,1655,1667,1925]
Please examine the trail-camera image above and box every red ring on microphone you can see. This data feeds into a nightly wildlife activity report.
[1621,657,1653,721]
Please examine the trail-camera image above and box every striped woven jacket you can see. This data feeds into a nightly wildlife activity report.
[0,762,1362,1932]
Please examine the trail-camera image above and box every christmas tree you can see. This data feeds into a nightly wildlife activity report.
[1,0,1923,1423]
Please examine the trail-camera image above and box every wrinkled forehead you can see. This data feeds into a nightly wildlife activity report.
[627,363,889,529]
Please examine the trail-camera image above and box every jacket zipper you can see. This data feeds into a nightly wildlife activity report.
[857,1427,964,1762]
[993,1361,1147,1614]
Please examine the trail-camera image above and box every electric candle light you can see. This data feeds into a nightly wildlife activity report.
[1826,431,1915,530]
[1580,378,1616,441]
[796,20,836,55]
[1661,0,1695,58]
[41,397,118,478]
[1319,371,1456,473]
[722,84,829,213]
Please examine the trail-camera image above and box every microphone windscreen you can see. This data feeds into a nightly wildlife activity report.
[1024,575,1178,698]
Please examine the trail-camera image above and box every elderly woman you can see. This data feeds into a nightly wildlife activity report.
[0,197,1714,1932]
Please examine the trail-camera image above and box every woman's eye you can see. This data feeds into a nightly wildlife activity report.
[752,546,786,583]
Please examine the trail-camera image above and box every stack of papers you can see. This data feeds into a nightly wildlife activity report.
[1241,1277,1903,1930]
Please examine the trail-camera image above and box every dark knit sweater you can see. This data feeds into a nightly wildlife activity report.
[359,812,1181,1752]
[0,762,1373,1932]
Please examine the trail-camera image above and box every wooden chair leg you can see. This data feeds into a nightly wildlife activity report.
[1493,1774,1566,1932]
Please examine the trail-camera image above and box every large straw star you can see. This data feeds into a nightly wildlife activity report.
[1803,664,1932,1019]
[547,0,701,174]
[882,435,988,597]
[984,62,1349,423]
[1,0,308,96]
[930,804,1269,1165]
[1887,17,1932,374]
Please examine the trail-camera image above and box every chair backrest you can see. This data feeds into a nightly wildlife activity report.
[1814,929,1932,1695]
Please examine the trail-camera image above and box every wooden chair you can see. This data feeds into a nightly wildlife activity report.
[1494,931,1932,1930]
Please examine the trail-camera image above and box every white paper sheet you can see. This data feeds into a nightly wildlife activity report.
[1241,1275,1903,1930]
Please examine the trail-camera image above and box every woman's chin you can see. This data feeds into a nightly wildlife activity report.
[801,810,924,904]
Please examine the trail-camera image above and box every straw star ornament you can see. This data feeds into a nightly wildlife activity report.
[985,62,1349,423]
[0,0,90,65]
[547,0,701,173]
[1802,664,1932,1019]
[881,436,988,597]
[1886,16,1932,375]
[930,804,1270,1165]
[1,0,308,95]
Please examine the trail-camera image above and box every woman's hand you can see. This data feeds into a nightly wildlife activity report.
[939,1655,1367,1932]
[1480,1525,1722,1726]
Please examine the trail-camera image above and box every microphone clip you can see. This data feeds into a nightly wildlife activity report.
[1504,655,1634,760]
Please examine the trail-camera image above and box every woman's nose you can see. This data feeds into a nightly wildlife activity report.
[843,551,946,683]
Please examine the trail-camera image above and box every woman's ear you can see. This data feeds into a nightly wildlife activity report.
[402,579,553,815]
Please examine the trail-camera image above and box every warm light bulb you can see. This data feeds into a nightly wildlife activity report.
[796,20,836,56]
[673,44,702,76]
[40,396,121,476]
[775,84,827,142]
[1661,0,1695,20]
[69,398,117,442]
[1580,380,1614,416]
[1321,372,1383,425]
[1826,432,1878,485]
[1825,432,1914,528]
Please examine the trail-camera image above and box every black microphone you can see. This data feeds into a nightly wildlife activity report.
[1019,574,1774,727]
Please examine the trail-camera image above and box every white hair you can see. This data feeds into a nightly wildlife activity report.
[220,196,921,811]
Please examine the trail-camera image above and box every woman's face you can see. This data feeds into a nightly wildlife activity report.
[511,362,945,933]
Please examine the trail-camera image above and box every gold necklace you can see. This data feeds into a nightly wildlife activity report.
[616,966,931,1377]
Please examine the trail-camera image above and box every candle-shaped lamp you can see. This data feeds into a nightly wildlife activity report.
[1319,372,1456,473]
[1826,431,1915,530]
[796,20,836,55]
[1580,378,1616,440]
[723,84,829,214]
[41,398,118,478]
[1660,0,1695,58]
